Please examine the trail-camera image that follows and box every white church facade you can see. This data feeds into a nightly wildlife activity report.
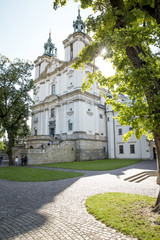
[27,10,155,164]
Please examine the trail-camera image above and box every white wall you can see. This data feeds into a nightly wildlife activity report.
[106,108,152,159]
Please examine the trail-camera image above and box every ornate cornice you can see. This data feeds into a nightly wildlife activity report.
[31,90,101,112]
[34,57,98,84]
[63,32,92,45]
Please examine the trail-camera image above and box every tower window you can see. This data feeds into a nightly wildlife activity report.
[118,128,122,135]
[51,108,55,117]
[70,43,73,60]
[38,63,41,77]
[51,84,55,94]
[99,114,103,119]
[130,144,135,154]
[119,145,124,154]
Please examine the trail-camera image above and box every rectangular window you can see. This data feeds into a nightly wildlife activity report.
[119,145,124,154]
[52,84,55,94]
[38,64,41,77]
[130,144,135,154]
[118,128,122,135]
[51,108,55,117]
[68,123,73,131]
[99,114,103,119]
[70,43,73,60]
[34,129,37,136]
[68,120,73,131]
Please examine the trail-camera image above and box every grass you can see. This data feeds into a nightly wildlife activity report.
[38,159,142,171]
[0,167,83,182]
[86,192,160,240]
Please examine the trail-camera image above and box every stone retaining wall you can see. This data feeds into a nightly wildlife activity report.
[28,140,75,165]
[75,139,107,161]
[21,138,108,164]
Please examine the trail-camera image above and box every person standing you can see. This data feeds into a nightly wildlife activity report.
[24,155,28,166]
[15,156,19,166]
[21,155,24,166]
[0,155,2,165]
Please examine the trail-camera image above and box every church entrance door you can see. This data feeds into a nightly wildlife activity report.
[50,128,55,137]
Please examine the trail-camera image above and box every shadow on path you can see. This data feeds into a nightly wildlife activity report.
[0,160,157,239]
[0,175,81,239]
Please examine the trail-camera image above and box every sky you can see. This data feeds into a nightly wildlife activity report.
[0,0,115,76]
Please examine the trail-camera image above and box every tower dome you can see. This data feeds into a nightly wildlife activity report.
[73,8,86,34]
[43,32,57,57]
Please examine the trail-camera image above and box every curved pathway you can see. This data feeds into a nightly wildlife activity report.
[0,160,158,240]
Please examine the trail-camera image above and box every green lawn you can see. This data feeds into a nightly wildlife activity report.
[86,193,160,240]
[0,167,83,182]
[38,159,142,171]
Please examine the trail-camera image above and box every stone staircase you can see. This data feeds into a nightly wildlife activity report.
[124,171,157,183]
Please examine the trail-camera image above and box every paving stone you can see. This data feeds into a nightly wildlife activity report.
[0,160,158,240]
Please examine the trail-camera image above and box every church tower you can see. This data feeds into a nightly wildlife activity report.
[63,9,91,62]
[73,8,86,33]
[44,32,57,57]
[34,33,57,79]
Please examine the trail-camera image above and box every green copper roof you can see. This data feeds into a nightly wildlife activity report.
[43,32,57,57]
[73,8,85,34]
[106,92,112,99]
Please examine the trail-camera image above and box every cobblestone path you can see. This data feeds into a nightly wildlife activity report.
[0,160,158,240]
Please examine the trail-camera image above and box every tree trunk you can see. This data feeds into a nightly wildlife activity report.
[7,130,15,165]
[152,189,160,213]
[152,132,160,213]
[154,132,160,174]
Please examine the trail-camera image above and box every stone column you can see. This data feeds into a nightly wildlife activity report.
[106,106,115,158]
[62,103,67,134]
[94,104,99,135]
[40,111,45,135]
[44,109,49,135]
[55,106,60,135]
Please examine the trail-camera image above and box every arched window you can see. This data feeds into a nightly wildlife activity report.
[51,84,56,94]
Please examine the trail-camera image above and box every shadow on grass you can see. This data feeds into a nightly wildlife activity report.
[0,159,157,239]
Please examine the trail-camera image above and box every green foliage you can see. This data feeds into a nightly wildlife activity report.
[38,159,142,171]
[86,192,160,239]
[0,54,35,161]
[0,167,83,182]
[54,0,160,142]
[0,141,5,150]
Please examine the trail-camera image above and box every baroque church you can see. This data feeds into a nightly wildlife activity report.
[26,10,155,164]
